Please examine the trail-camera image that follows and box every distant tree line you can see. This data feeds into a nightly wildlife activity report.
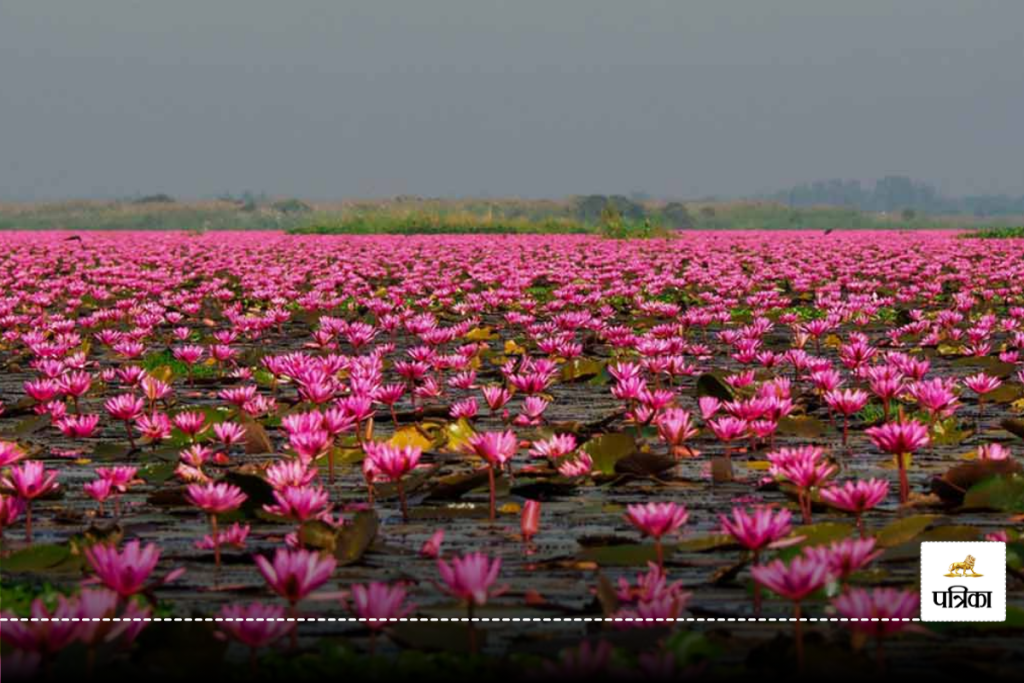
[767,176,1024,217]
[572,195,694,229]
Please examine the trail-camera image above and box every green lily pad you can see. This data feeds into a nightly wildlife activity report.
[582,432,637,474]
[963,474,1024,512]
[2,543,72,572]
[874,514,939,547]
[695,372,734,402]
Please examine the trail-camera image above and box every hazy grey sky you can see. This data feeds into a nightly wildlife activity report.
[2,0,1022,201]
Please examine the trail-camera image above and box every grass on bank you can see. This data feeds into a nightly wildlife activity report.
[964,226,1024,238]
[2,197,1018,236]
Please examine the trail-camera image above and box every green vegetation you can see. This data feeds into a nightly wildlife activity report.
[769,175,1024,218]
[140,350,219,379]
[0,193,1006,236]
[289,212,590,235]
[0,199,305,231]
[965,226,1024,238]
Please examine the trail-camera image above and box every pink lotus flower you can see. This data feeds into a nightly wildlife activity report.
[905,378,959,420]
[804,538,882,581]
[965,371,1003,431]
[866,420,930,504]
[420,528,445,558]
[708,415,747,452]
[557,452,593,477]
[530,433,577,460]
[173,344,204,383]
[255,547,337,606]
[964,371,1001,396]
[751,553,833,669]
[172,410,208,440]
[84,540,183,598]
[263,485,331,525]
[186,481,248,567]
[751,553,832,603]
[265,459,317,489]
[1,460,60,543]
[625,502,688,568]
[819,478,889,535]
[465,430,518,521]
[977,443,1011,461]
[186,481,247,514]
[0,493,26,538]
[56,413,100,438]
[656,408,698,457]
[136,412,173,442]
[823,388,869,446]
[0,440,26,467]
[196,521,250,551]
[349,581,415,629]
[216,602,294,658]
[521,499,541,543]
[450,397,479,420]
[479,385,512,413]
[720,506,792,553]
[84,477,114,511]
[833,587,920,669]
[0,597,82,655]
[437,552,507,609]
[767,446,835,523]
[104,393,145,446]
[363,441,422,520]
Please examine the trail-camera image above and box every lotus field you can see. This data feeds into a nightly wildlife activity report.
[1,230,1023,678]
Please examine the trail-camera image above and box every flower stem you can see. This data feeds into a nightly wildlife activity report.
[488,466,496,521]
[794,601,804,673]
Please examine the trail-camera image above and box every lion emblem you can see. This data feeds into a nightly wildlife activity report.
[945,554,982,577]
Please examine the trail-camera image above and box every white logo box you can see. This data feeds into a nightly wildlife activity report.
[920,541,1006,622]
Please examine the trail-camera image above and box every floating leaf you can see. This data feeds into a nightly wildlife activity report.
[148,365,174,383]
[375,465,436,500]
[874,514,938,547]
[222,471,276,517]
[578,543,660,567]
[560,358,605,383]
[777,415,826,438]
[931,459,1022,505]
[335,510,378,566]
[986,383,1023,404]
[695,372,734,402]
[93,442,130,461]
[139,461,177,484]
[963,474,1024,512]
[677,534,736,552]
[299,519,338,552]
[443,418,476,452]
[464,326,497,341]
[147,487,188,506]
[582,432,637,474]
[930,418,973,446]
[614,450,677,477]
[242,420,273,455]
[426,469,492,500]
[789,522,855,548]
[951,355,1016,378]
[3,544,72,572]
[389,426,433,451]
[504,340,526,355]
[11,414,49,436]
[1002,418,1024,440]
